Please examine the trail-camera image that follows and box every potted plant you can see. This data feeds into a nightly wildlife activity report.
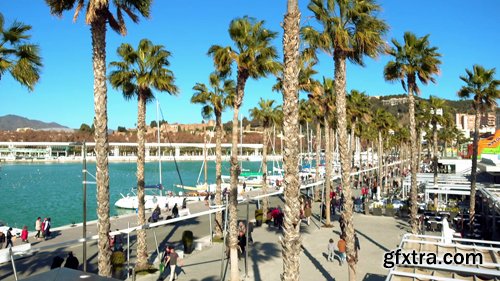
[182,230,194,254]
[254,209,263,227]
[111,250,127,279]
[385,204,395,217]
[446,206,460,220]
[372,202,383,216]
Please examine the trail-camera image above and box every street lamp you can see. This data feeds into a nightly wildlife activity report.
[69,141,90,272]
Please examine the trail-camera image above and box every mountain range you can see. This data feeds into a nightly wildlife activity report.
[0,115,71,131]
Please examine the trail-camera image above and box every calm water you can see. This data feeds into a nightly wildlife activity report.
[0,160,268,228]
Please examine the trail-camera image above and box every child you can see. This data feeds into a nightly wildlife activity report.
[327,238,335,262]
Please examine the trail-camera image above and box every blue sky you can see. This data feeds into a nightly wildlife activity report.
[1,0,499,130]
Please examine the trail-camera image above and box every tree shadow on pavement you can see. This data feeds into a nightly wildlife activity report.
[301,245,335,281]
[249,242,281,281]
[354,229,390,252]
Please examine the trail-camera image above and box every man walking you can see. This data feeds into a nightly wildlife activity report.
[165,246,179,281]
[6,228,14,248]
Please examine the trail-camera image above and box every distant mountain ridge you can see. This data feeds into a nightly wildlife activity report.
[0,115,70,131]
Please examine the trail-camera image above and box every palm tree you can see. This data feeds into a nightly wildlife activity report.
[373,109,395,198]
[192,73,235,239]
[427,96,447,187]
[304,1,387,278]
[109,39,178,270]
[46,0,151,275]
[250,99,282,222]
[208,17,280,280]
[347,90,371,169]
[0,13,42,91]
[309,77,335,226]
[384,32,441,234]
[457,65,500,225]
[281,0,301,279]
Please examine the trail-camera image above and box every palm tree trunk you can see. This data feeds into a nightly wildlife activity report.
[136,91,148,269]
[91,15,111,277]
[262,126,269,222]
[315,121,322,200]
[215,111,223,238]
[324,119,332,226]
[350,121,356,168]
[334,54,356,281]
[433,124,438,209]
[377,132,382,200]
[417,130,422,171]
[229,72,247,281]
[470,107,480,226]
[408,79,419,234]
[281,2,301,279]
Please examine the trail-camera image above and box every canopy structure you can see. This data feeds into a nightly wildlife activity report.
[385,234,500,281]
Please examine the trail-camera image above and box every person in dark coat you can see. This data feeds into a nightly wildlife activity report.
[50,256,64,269]
[6,228,14,248]
[64,251,79,270]
[172,203,179,218]
[0,231,5,249]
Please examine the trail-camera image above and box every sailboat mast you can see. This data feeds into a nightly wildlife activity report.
[240,114,243,168]
[157,100,162,187]
[204,127,208,186]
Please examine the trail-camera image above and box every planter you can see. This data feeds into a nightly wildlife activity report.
[255,209,263,227]
[385,208,396,217]
[182,230,194,254]
[372,208,382,216]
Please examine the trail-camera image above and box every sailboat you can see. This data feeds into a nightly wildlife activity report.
[114,100,186,210]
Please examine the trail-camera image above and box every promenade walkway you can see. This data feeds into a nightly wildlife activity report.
[0,164,405,280]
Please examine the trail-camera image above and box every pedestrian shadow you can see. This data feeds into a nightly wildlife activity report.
[249,242,281,281]
[301,245,335,281]
[362,273,386,281]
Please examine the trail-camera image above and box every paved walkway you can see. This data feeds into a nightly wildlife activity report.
[0,175,408,281]
[136,202,411,281]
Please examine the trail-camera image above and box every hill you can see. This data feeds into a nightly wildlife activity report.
[0,115,71,131]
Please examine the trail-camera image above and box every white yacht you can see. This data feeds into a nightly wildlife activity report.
[114,184,186,210]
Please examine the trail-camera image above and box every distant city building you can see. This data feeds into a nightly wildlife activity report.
[381,97,408,106]
[456,112,496,136]
[145,120,216,135]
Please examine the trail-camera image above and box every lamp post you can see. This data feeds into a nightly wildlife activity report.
[82,142,87,272]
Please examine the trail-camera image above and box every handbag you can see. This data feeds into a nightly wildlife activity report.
[159,262,165,274]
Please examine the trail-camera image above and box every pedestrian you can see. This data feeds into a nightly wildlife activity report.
[172,203,179,218]
[337,235,346,266]
[21,225,29,243]
[165,246,179,281]
[44,218,51,240]
[0,231,5,249]
[6,227,14,248]
[247,221,254,244]
[114,229,123,251]
[238,221,246,234]
[41,218,46,238]
[50,255,64,269]
[64,251,79,270]
[237,231,247,258]
[35,217,42,239]
[327,238,335,262]
[354,234,361,262]
[304,200,312,226]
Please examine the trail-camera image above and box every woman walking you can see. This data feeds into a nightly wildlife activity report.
[35,217,42,239]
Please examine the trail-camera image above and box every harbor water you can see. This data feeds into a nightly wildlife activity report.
[0,160,270,228]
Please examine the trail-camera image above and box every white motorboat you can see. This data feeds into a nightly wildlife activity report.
[0,221,22,237]
[114,184,186,210]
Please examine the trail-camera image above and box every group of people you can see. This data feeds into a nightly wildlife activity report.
[327,234,360,266]
[161,245,181,281]
[0,228,14,248]
[35,217,52,240]
[50,251,79,270]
